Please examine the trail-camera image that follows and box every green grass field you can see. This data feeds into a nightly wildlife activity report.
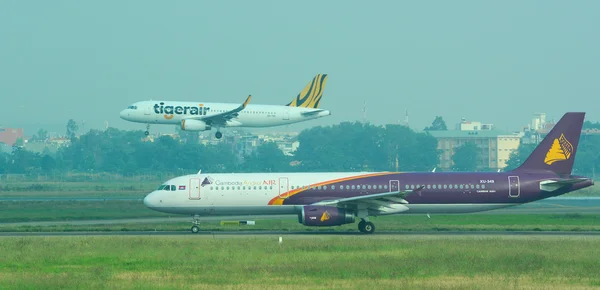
[0,236,598,289]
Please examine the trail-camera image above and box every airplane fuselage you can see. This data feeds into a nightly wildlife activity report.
[143,171,593,217]
[120,101,330,128]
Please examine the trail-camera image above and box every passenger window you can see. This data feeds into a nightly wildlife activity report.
[362,185,366,190]
[460,184,464,189]
[476,184,480,189]
[227,186,230,190]
[427,185,431,189]
[443,185,447,189]
[470,184,474,189]
[346,185,350,190]
[332,185,336,190]
[351,185,356,189]
[384,185,388,189]
[433,185,437,189]
[482,184,486,189]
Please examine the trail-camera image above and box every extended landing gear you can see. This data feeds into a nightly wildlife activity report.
[144,124,150,136]
[358,219,375,234]
[215,131,222,139]
[190,215,200,234]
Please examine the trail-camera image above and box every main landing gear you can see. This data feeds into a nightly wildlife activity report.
[358,219,375,234]
[144,124,150,136]
[190,215,200,234]
[215,131,222,139]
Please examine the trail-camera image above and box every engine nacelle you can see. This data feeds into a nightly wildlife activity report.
[181,119,212,131]
[298,206,355,227]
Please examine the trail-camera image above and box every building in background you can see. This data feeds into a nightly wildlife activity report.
[428,118,521,170]
[427,130,521,170]
[0,128,24,147]
[455,119,494,131]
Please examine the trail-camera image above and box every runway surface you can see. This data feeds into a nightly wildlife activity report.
[1,230,599,237]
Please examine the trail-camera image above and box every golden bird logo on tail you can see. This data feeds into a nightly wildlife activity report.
[544,133,573,165]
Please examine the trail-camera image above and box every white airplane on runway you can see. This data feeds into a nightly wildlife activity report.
[119,74,331,139]
[142,113,593,234]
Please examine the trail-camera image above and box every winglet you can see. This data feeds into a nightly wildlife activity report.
[243,95,252,108]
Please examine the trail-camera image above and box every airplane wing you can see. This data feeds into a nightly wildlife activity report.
[184,95,251,126]
[311,186,424,215]
[540,178,588,192]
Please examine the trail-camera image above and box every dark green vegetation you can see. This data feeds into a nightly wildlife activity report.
[0,236,599,289]
[3,118,600,178]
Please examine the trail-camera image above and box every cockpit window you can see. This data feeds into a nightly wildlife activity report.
[163,185,170,191]
[170,185,176,191]
[127,105,138,109]
[157,185,166,190]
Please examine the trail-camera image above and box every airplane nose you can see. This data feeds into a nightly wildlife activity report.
[143,192,159,208]
[119,109,128,120]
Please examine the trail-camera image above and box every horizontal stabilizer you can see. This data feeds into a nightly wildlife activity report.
[540,178,588,192]
[301,109,326,116]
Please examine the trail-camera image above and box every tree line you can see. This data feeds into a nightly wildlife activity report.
[2,118,600,176]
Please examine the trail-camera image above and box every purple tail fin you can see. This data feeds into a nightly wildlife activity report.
[513,112,585,177]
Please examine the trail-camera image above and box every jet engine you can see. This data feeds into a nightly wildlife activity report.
[298,206,355,227]
[181,119,212,131]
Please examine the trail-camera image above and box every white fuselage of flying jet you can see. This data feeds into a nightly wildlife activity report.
[120,101,330,128]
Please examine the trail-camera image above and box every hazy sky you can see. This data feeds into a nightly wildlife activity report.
[1,1,599,136]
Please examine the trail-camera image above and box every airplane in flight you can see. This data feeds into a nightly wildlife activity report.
[143,112,593,234]
[119,74,330,139]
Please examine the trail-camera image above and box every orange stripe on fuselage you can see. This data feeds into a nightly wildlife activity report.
[268,172,398,205]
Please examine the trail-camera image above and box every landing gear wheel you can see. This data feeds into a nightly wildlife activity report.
[215,131,222,139]
[363,222,375,234]
[191,225,200,233]
[358,220,366,232]
[145,124,150,136]
[358,221,375,234]
[144,131,149,136]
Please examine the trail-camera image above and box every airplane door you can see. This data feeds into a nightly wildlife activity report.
[283,109,290,120]
[389,180,400,192]
[279,177,289,198]
[508,176,520,198]
[189,178,201,200]
[144,106,151,115]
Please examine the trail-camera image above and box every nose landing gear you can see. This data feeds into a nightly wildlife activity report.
[190,215,200,234]
[144,124,150,136]
[215,131,222,139]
